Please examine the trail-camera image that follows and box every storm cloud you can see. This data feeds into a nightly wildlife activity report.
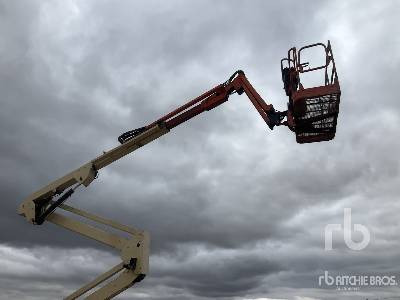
[1,0,400,299]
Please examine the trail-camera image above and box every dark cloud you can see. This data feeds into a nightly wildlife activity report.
[1,0,400,299]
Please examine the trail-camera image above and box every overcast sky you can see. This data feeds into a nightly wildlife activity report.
[1,0,400,299]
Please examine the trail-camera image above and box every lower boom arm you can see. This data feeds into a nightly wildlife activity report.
[48,202,149,299]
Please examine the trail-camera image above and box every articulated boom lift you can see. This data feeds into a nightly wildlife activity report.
[18,41,340,299]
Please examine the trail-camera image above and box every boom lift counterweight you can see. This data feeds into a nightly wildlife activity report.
[18,41,341,299]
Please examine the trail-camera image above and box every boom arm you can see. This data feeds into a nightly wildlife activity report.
[17,41,341,300]
[17,70,285,299]
[18,70,284,224]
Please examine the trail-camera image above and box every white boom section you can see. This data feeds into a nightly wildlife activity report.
[47,203,149,299]
[18,123,169,223]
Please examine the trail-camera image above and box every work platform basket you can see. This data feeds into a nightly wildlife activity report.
[281,41,341,143]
